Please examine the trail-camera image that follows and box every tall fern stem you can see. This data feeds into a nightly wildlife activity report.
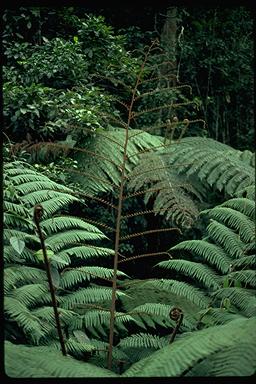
[33,204,67,356]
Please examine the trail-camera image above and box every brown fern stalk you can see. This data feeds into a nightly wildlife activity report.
[107,40,157,370]
[33,204,67,356]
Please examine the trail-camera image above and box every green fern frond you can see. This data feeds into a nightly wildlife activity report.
[71,128,163,194]
[5,341,118,377]
[122,317,256,377]
[201,207,255,243]
[138,279,209,309]
[4,245,36,263]
[22,192,80,218]
[220,197,255,220]
[157,259,220,290]
[40,216,103,235]
[185,342,256,376]
[8,283,52,308]
[4,266,46,293]
[227,270,256,288]
[127,152,200,228]
[162,137,254,197]
[60,266,128,289]
[4,297,45,343]
[206,220,244,259]
[57,245,114,264]
[231,254,256,269]
[171,240,231,274]
[197,307,245,327]
[60,287,126,310]
[211,287,256,317]
[45,230,107,252]
[118,333,167,349]
[236,184,255,200]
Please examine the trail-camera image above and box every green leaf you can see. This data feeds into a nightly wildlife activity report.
[35,249,54,261]
[223,277,229,288]
[10,237,25,255]
[73,36,79,44]
[20,108,27,114]
[50,265,60,288]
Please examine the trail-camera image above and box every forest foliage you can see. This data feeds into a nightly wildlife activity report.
[3,5,255,378]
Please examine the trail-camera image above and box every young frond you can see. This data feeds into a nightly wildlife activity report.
[156,259,220,290]
[171,240,232,274]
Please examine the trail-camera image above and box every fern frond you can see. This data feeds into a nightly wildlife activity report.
[171,240,232,274]
[201,207,255,243]
[122,317,256,377]
[40,216,104,235]
[211,287,256,317]
[8,283,52,308]
[118,333,167,350]
[45,230,107,252]
[156,259,220,290]
[4,297,45,343]
[206,220,244,259]
[4,266,46,293]
[231,254,256,269]
[5,341,118,377]
[185,342,256,376]
[60,287,126,310]
[71,128,163,194]
[220,197,255,220]
[60,266,128,289]
[138,279,209,309]
[56,245,114,264]
[227,270,256,288]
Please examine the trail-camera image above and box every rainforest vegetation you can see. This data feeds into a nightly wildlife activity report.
[3,4,255,378]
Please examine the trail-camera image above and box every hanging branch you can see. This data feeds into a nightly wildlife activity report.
[33,204,67,356]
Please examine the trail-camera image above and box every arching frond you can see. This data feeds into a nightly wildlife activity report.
[122,317,256,377]
[45,230,107,252]
[211,287,256,317]
[118,333,167,350]
[4,266,46,293]
[138,279,209,309]
[157,259,220,290]
[5,341,118,377]
[60,266,128,289]
[171,240,231,274]
[206,219,244,259]
[201,207,255,243]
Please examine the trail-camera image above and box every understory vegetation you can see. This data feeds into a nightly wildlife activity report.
[3,5,255,377]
